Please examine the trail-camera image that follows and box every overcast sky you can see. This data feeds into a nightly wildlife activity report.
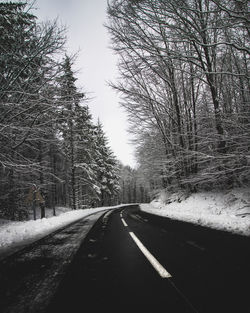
[33,0,136,167]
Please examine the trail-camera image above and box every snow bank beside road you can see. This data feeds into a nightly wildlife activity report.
[0,205,121,258]
[140,188,250,236]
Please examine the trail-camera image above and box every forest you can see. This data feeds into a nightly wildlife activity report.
[0,2,127,220]
[1,0,249,221]
[107,0,249,194]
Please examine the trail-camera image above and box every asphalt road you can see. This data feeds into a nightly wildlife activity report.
[0,211,106,313]
[46,205,250,313]
[0,205,249,313]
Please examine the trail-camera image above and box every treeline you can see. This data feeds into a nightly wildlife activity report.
[0,2,120,220]
[119,165,150,204]
[107,0,250,194]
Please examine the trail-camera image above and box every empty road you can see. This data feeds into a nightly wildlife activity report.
[0,205,249,313]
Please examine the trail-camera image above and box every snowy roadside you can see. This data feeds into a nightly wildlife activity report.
[0,205,123,259]
[140,188,250,237]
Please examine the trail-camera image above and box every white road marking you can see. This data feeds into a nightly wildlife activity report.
[121,218,128,227]
[129,232,172,279]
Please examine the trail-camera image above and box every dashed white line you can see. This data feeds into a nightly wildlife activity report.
[120,213,198,311]
[121,218,128,227]
[129,231,172,279]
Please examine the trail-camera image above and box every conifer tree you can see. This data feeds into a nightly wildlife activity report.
[57,56,105,209]
[74,106,101,207]
[0,2,65,218]
[0,2,122,220]
[94,121,120,206]
[57,56,83,210]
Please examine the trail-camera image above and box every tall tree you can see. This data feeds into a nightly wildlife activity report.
[0,2,65,218]
[94,121,120,206]
[57,55,85,210]
[107,0,250,193]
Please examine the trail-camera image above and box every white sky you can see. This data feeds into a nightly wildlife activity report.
[33,0,136,167]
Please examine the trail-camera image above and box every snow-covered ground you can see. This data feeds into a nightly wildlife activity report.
[0,205,123,259]
[0,188,249,260]
[140,188,250,236]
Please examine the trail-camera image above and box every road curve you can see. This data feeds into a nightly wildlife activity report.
[0,205,249,313]
[47,205,250,313]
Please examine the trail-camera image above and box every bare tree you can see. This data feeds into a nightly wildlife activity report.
[107,0,250,193]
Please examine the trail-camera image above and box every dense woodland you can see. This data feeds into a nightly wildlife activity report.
[1,1,249,220]
[119,165,150,203]
[0,2,125,220]
[107,0,250,194]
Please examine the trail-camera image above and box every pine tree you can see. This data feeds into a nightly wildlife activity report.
[0,2,122,219]
[57,56,104,209]
[0,2,65,219]
[94,121,120,206]
[74,106,101,207]
[57,56,82,210]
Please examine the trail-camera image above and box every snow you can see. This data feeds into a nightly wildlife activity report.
[0,205,123,259]
[0,189,249,260]
[140,188,250,236]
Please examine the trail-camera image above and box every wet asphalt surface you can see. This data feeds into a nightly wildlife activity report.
[0,211,105,313]
[0,205,249,313]
[47,205,250,313]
